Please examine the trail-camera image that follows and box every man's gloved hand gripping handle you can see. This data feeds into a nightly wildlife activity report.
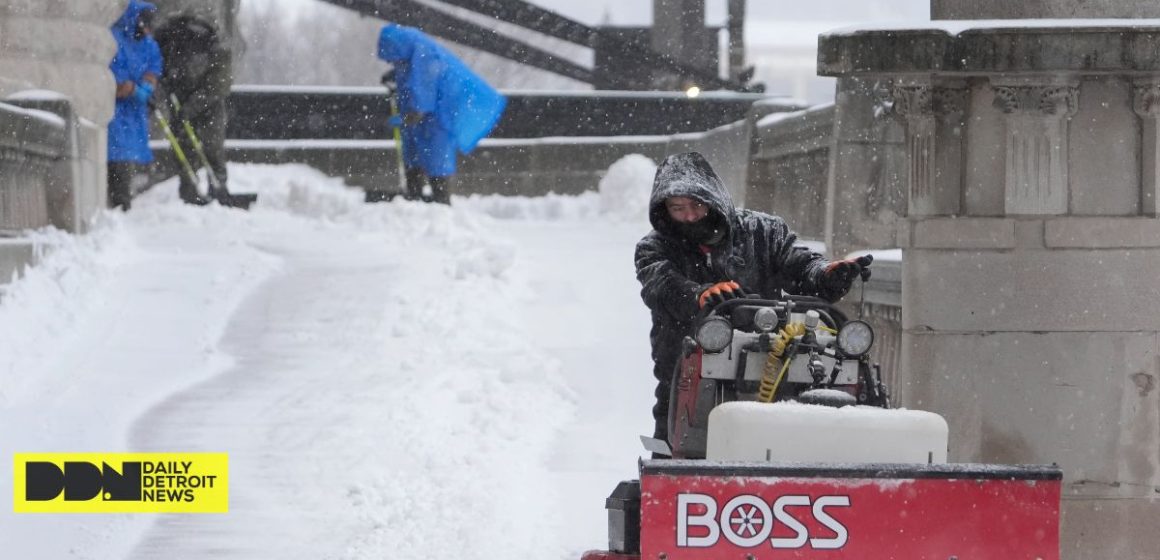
[821,254,874,293]
[698,281,747,309]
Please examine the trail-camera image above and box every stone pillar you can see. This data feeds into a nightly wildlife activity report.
[823,78,907,259]
[820,21,1160,560]
[0,1,122,125]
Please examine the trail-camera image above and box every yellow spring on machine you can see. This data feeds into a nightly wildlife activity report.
[757,322,807,403]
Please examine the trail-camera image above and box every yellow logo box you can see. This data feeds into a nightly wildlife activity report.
[13,453,228,513]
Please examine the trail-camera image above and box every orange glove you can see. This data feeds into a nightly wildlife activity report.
[698,281,744,308]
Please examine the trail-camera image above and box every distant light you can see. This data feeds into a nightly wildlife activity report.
[685,86,701,98]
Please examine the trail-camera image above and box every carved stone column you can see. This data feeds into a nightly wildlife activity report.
[991,81,1079,215]
[1134,80,1160,217]
[0,0,123,233]
[892,83,967,216]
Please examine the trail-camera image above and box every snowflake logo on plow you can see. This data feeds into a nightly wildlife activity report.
[729,504,765,537]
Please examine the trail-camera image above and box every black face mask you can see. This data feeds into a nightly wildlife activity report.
[674,212,727,245]
[135,12,152,40]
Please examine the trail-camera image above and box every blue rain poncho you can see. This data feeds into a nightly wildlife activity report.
[107,0,163,164]
[377,24,506,177]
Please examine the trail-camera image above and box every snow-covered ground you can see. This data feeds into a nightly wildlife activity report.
[0,158,659,559]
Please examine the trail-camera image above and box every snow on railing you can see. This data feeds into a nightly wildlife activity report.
[0,100,66,233]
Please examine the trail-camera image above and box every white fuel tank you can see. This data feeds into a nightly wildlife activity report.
[706,401,949,464]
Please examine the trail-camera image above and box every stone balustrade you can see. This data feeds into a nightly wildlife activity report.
[820,20,1160,559]
[0,101,59,233]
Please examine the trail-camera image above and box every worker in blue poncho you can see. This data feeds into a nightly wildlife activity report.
[376,23,507,205]
[107,0,163,211]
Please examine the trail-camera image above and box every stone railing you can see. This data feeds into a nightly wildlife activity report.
[745,83,907,259]
[163,92,810,204]
[214,119,759,202]
[6,93,105,234]
[0,100,60,233]
[0,93,105,284]
[747,103,836,241]
[169,87,795,203]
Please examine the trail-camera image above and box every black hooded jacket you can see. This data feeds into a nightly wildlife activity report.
[155,15,232,124]
[634,153,844,410]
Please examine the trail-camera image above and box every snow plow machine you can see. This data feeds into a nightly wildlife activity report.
[583,295,1062,560]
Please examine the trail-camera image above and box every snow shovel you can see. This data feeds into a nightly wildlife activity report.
[384,73,408,195]
[366,69,426,201]
[168,95,257,210]
[368,70,410,201]
[153,104,209,205]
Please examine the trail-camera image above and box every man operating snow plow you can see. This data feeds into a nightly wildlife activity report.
[581,293,1063,559]
[587,151,1063,559]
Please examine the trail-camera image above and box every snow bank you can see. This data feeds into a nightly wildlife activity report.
[0,219,136,403]
[457,153,657,223]
[598,154,657,222]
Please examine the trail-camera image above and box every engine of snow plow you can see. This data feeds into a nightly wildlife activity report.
[666,297,891,460]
